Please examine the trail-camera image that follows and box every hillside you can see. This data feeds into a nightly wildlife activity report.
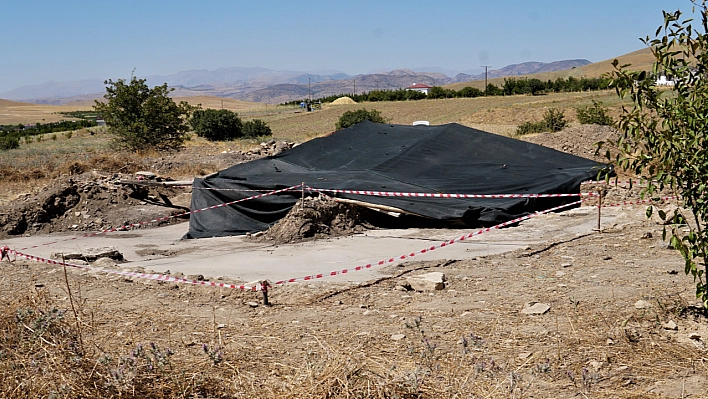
[447,47,655,91]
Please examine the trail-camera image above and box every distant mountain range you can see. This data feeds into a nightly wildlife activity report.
[0,59,591,105]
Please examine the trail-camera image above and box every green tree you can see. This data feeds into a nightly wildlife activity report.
[242,119,273,138]
[335,108,387,130]
[94,76,194,151]
[190,108,243,141]
[606,0,708,308]
[0,136,19,150]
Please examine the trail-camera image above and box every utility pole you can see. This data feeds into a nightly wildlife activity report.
[308,77,311,102]
[353,78,356,96]
[481,65,491,96]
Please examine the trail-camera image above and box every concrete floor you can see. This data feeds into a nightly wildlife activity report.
[1,205,631,285]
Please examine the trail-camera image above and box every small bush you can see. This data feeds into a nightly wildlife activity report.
[515,121,547,136]
[66,131,73,139]
[0,136,19,150]
[36,135,43,142]
[576,100,614,126]
[242,119,272,138]
[24,136,33,144]
[51,134,57,141]
[542,108,567,132]
[515,108,566,136]
[336,108,387,130]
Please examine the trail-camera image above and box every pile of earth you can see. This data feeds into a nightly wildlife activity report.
[0,172,191,239]
[331,96,356,105]
[249,196,374,244]
[522,124,621,164]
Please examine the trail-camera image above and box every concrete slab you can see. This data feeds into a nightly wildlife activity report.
[1,205,631,285]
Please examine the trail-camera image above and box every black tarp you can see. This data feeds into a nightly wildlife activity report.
[186,121,609,238]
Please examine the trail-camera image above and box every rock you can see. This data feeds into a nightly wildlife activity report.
[634,300,652,309]
[662,320,678,330]
[561,263,572,268]
[406,272,446,291]
[521,302,550,315]
[391,334,406,341]
[186,274,205,281]
[51,246,124,262]
[589,361,604,372]
[606,338,615,345]
[688,332,701,340]
[135,171,157,180]
[216,324,226,329]
[394,285,409,292]
[246,302,259,308]
[555,271,566,277]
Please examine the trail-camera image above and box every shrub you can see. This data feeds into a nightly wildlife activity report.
[336,108,387,130]
[51,134,57,141]
[0,136,19,150]
[66,131,73,139]
[542,108,567,132]
[24,136,33,144]
[515,121,547,136]
[576,100,614,126]
[515,108,566,136]
[242,119,272,138]
[190,109,243,141]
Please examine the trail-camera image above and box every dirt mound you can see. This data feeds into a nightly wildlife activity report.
[251,196,372,244]
[521,124,621,164]
[331,96,356,105]
[0,173,190,239]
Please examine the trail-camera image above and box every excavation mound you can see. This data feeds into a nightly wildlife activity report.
[186,121,610,238]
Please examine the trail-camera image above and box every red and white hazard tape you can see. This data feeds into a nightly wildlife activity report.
[273,200,582,286]
[19,184,303,251]
[3,246,263,291]
[307,187,593,199]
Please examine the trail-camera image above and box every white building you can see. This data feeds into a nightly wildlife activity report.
[407,83,433,95]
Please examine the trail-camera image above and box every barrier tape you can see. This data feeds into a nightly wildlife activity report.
[18,184,303,251]
[4,246,262,291]
[273,200,583,286]
[306,187,594,199]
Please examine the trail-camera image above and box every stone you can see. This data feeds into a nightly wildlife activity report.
[521,302,550,315]
[555,271,566,277]
[561,263,572,268]
[186,274,205,281]
[135,171,157,180]
[246,302,259,308]
[51,246,124,262]
[391,334,406,341]
[406,272,446,291]
[634,300,652,309]
[688,332,701,340]
[662,320,678,330]
[216,324,226,329]
[589,361,604,372]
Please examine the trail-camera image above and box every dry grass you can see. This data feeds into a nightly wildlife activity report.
[0,99,93,125]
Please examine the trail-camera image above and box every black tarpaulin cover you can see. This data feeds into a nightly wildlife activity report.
[186,121,608,238]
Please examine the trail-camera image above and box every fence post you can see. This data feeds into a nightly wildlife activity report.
[301,182,305,211]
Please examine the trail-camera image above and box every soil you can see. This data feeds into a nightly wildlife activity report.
[250,196,373,244]
[2,208,706,398]
[1,124,706,398]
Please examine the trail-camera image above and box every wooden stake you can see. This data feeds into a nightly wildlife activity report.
[261,280,270,306]
[301,182,305,211]
[597,190,603,232]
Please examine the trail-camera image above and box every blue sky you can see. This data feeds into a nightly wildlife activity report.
[0,0,696,93]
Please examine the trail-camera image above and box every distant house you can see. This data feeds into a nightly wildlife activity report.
[656,75,675,86]
[407,83,433,95]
